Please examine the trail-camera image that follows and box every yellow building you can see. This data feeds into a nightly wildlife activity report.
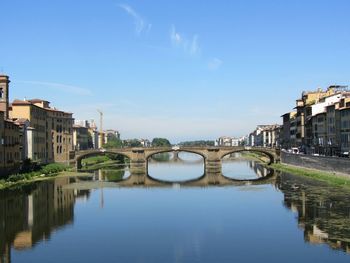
[30,99,74,163]
[10,99,74,164]
[10,99,50,163]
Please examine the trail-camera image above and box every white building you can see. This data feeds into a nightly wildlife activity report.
[217,136,240,146]
[139,139,151,147]
[248,125,281,147]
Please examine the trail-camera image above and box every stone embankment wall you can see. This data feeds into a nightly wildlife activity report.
[281,151,350,175]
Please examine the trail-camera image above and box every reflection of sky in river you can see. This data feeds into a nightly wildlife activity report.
[148,152,205,182]
[11,183,350,263]
[222,159,268,180]
[148,153,266,181]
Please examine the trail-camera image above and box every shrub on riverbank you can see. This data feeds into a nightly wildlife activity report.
[2,163,69,186]
[81,155,127,171]
[41,163,67,175]
[82,156,110,166]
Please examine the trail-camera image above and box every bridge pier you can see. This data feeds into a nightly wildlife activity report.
[129,148,147,174]
[204,148,222,174]
[205,159,222,174]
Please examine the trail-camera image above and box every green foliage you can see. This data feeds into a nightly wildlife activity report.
[41,163,67,175]
[82,155,110,166]
[104,138,123,149]
[4,163,68,184]
[102,169,125,182]
[123,139,142,147]
[80,154,128,171]
[151,153,171,162]
[179,140,215,147]
[151,138,171,147]
[106,153,125,162]
[7,174,26,182]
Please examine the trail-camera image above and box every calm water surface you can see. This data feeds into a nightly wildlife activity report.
[1,153,350,262]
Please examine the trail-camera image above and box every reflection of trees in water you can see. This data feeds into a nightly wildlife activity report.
[93,169,126,182]
[150,152,203,163]
[0,178,91,262]
[150,153,172,162]
[276,173,350,254]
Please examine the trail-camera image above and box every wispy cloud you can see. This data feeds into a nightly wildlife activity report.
[119,4,151,35]
[14,80,93,96]
[208,58,223,70]
[170,25,200,56]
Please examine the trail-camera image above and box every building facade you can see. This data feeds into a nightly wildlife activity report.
[10,99,74,164]
[73,125,90,151]
[0,76,22,174]
[281,86,350,155]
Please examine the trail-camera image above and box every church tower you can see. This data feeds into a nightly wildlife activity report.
[0,75,10,119]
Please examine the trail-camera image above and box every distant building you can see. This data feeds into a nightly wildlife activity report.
[281,111,297,149]
[216,136,241,147]
[74,120,98,149]
[248,125,281,148]
[73,125,90,151]
[140,139,151,147]
[104,129,120,144]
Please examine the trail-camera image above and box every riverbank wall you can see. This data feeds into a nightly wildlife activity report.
[280,151,350,175]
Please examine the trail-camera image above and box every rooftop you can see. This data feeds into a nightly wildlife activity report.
[11,99,72,115]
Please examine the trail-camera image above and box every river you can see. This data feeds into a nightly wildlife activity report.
[0,152,349,262]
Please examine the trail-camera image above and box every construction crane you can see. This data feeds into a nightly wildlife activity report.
[97,109,103,148]
[97,109,103,133]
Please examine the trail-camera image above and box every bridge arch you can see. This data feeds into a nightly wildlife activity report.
[146,149,207,161]
[220,149,275,165]
[146,149,206,174]
[76,151,131,170]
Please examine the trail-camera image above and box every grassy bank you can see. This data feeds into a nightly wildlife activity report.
[80,155,128,171]
[240,152,270,163]
[0,163,71,190]
[271,163,350,188]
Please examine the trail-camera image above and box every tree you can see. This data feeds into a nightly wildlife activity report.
[151,138,171,147]
[179,140,215,147]
[103,134,123,149]
[123,139,142,147]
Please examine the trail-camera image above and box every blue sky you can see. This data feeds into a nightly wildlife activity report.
[1,0,350,142]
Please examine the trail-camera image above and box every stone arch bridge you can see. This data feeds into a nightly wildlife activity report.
[73,146,280,174]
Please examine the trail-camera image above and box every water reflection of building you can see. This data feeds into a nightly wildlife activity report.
[276,173,350,254]
[248,161,268,178]
[0,178,91,262]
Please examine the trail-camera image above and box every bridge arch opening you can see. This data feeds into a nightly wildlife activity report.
[147,150,205,183]
[221,150,275,181]
[221,150,274,165]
